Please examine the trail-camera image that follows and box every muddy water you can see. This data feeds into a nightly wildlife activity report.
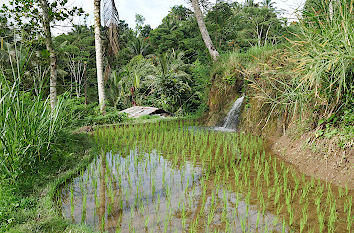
[61,148,284,232]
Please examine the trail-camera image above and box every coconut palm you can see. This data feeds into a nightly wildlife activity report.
[190,0,219,62]
[94,0,120,113]
[107,55,158,108]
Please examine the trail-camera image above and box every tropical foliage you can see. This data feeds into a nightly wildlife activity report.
[0,0,352,231]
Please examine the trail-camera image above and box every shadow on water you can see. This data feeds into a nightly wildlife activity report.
[60,120,352,233]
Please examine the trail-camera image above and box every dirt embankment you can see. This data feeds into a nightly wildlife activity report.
[206,78,353,189]
[272,133,353,189]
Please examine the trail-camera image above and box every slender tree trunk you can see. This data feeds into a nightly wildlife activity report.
[84,74,88,105]
[83,63,87,104]
[39,0,57,110]
[191,0,219,62]
[94,0,106,113]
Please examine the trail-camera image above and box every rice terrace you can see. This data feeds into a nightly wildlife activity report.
[60,120,352,232]
[0,0,352,232]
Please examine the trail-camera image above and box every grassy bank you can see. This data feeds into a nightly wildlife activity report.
[205,0,353,188]
[0,132,95,232]
[0,52,124,232]
[207,0,353,151]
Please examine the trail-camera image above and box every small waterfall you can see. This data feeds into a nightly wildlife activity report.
[188,96,245,132]
[219,96,245,131]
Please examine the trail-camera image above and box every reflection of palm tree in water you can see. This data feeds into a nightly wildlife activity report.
[98,151,106,231]
[106,175,123,231]
[98,151,123,232]
[186,182,212,232]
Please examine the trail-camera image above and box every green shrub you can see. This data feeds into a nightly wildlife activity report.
[64,96,97,127]
[246,0,353,127]
[84,110,128,125]
[64,97,128,126]
[0,77,70,183]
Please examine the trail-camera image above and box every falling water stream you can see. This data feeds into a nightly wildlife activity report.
[223,96,244,129]
[213,96,244,132]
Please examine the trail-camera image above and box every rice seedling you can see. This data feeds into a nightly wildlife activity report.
[299,201,309,233]
[300,182,311,204]
[144,215,149,229]
[70,185,75,219]
[317,209,325,233]
[274,185,281,206]
[100,215,105,232]
[281,217,286,233]
[115,226,122,233]
[240,214,247,232]
[328,199,337,232]
[81,190,87,224]
[343,195,352,232]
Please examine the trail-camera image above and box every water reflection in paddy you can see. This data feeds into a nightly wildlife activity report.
[61,148,285,232]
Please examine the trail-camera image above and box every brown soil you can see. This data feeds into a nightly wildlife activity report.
[74,125,94,134]
[272,134,354,189]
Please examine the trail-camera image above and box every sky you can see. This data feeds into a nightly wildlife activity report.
[0,0,306,35]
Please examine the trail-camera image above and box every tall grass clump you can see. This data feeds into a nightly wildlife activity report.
[245,0,353,130]
[289,0,353,122]
[0,48,69,183]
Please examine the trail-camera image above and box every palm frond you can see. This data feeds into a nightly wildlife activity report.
[103,0,119,26]
[102,0,120,55]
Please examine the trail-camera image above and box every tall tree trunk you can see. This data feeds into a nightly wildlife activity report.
[39,0,57,110]
[191,0,219,62]
[84,63,88,105]
[94,0,106,113]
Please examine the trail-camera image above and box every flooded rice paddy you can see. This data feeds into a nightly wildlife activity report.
[59,120,352,232]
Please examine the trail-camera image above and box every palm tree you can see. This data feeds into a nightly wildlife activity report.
[245,0,257,7]
[94,0,120,113]
[261,0,274,8]
[190,0,219,62]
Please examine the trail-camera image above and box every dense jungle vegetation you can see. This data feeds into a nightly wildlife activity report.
[0,0,353,232]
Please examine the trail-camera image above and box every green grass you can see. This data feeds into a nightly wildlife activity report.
[0,76,70,184]
[0,48,88,231]
[247,0,353,127]
[0,133,97,232]
[0,46,79,188]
